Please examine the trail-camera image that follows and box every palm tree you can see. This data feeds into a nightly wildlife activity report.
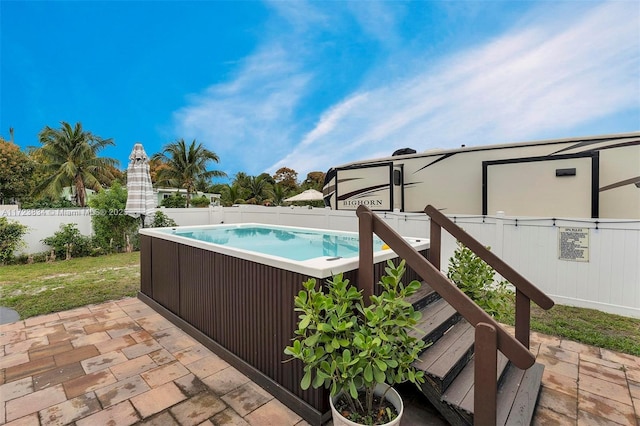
[246,175,271,204]
[153,139,226,207]
[35,121,118,207]
[269,183,288,206]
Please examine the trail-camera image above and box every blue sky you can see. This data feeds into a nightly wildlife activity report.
[1,1,638,183]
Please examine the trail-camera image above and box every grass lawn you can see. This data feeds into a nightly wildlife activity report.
[0,252,140,319]
[1,252,639,356]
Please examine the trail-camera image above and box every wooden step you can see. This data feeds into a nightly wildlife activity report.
[441,353,510,424]
[409,298,461,344]
[406,281,440,311]
[496,362,544,425]
[413,320,474,393]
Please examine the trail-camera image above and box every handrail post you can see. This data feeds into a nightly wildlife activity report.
[358,210,374,305]
[475,322,497,426]
[429,217,441,271]
[515,289,531,349]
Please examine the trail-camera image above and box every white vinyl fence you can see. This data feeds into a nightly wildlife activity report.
[5,205,639,318]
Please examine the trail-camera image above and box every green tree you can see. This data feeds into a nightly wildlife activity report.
[0,138,34,204]
[152,139,226,207]
[302,171,325,191]
[232,172,251,191]
[34,121,118,207]
[246,175,271,204]
[149,211,177,227]
[273,167,298,192]
[88,182,138,253]
[269,184,288,206]
[217,184,246,206]
[0,217,28,264]
[42,223,93,260]
[447,241,513,321]
[160,193,187,208]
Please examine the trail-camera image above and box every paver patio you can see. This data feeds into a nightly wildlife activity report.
[1,297,639,425]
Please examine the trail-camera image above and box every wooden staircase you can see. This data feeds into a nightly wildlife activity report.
[356,204,555,425]
[406,282,545,425]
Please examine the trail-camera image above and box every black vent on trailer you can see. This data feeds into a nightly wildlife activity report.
[392,148,416,156]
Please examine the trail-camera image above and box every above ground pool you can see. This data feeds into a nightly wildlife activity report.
[144,223,427,278]
[138,222,429,425]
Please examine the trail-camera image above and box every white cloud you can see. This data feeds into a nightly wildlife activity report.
[270,1,639,175]
[173,44,311,175]
[172,1,638,179]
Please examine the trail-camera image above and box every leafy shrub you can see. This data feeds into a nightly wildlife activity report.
[0,218,28,264]
[88,182,139,253]
[190,195,210,207]
[149,211,177,228]
[160,193,186,208]
[21,198,76,209]
[42,223,93,260]
[447,241,513,321]
[285,260,426,424]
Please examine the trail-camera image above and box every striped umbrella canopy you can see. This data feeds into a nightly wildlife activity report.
[125,143,156,226]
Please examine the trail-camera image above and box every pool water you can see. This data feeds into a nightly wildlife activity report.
[163,224,387,261]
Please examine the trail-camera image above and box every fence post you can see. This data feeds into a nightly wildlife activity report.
[495,210,505,260]
[429,219,441,271]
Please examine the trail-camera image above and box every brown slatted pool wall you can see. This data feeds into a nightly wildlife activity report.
[140,235,152,297]
[139,237,428,425]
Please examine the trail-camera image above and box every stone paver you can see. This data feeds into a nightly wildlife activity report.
[138,411,180,425]
[121,339,163,359]
[130,381,187,418]
[222,382,273,417]
[5,384,67,422]
[578,389,636,425]
[5,412,40,426]
[174,373,210,396]
[80,350,128,374]
[109,354,156,380]
[203,366,251,396]
[75,400,139,426]
[62,369,118,398]
[170,391,226,424]
[94,375,150,408]
[93,334,136,354]
[38,392,101,425]
[212,408,251,426]
[5,356,56,383]
[33,362,85,391]
[2,297,639,426]
[579,373,633,405]
[537,386,577,419]
[141,361,190,388]
[244,398,302,426]
[0,377,33,403]
[186,354,230,379]
[54,345,100,367]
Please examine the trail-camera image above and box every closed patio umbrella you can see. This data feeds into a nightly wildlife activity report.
[125,143,156,227]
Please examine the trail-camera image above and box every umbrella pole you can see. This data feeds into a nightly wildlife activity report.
[140,214,145,229]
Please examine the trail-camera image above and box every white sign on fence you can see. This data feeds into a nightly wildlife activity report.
[558,227,589,262]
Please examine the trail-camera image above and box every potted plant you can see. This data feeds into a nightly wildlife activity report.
[284,260,427,426]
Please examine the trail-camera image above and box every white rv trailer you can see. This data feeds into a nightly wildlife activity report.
[322,132,640,219]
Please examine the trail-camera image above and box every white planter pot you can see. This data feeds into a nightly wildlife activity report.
[329,383,404,426]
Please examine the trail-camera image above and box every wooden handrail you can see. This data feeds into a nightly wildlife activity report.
[356,206,535,370]
[424,204,554,348]
[424,205,554,310]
